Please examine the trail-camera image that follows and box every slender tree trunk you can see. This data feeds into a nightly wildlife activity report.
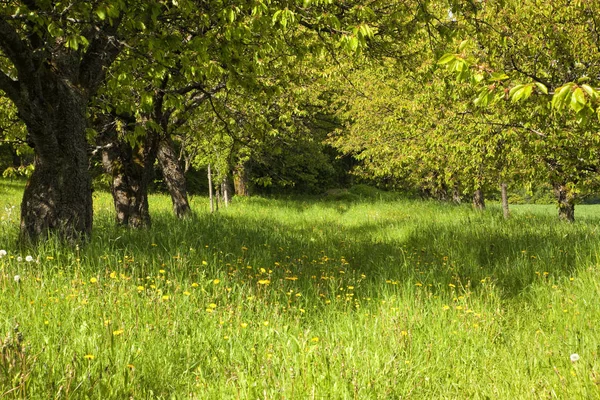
[19,82,93,242]
[222,175,231,207]
[233,160,250,197]
[208,163,214,213]
[500,182,509,219]
[472,188,485,210]
[553,182,575,222]
[157,137,191,219]
[99,119,158,228]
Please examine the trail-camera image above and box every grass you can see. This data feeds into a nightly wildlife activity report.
[1,180,600,398]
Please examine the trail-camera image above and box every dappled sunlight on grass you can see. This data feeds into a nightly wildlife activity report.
[1,185,600,397]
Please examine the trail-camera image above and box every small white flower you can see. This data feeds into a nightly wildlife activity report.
[17,256,22,262]
[0,250,6,258]
[14,275,20,283]
[25,255,33,262]
[570,353,580,362]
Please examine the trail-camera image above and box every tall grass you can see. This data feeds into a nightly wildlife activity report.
[1,181,599,398]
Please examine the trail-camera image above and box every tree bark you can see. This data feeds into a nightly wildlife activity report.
[222,175,231,207]
[157,137,192,219]
[553,183,575,222]
[452,184,461,204]
[233,160,250,197]
[472,189,485,210]
[500,182,509,219]
[99,119,158,228]
[19,80,93,242]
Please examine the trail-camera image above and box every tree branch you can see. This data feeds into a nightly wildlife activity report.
[0,69,21,105]
[0,17,37,80]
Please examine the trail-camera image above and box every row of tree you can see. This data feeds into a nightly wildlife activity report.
[1,0,599,243]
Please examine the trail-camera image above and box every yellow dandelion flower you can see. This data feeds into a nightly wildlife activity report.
[240,323,248,328]
[127,364,135,370]
[137,286,145,292]
[448,283,455,288]
[242,246,248,251]
[202,261,208,265]
[258,279,270,285]
[109,272,117,279]
[159,269,166,274]
[311,337,319,343]
[183,291,191,296]
[260,268,266,274]
[90,277,98,283]
[415,282,422,287]
[285,276,298,281]
[263,321,269,326]
[84,354,95,360]
[401,330,408,336]
[209,303,217,309]
[192,282,199,287]
[443,305,450,310]
[213,279,220,285]
[347,286,354,290]
[162,295,170,300]
[113,329,124,336]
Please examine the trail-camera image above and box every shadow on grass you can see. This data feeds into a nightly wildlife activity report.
[87,200,600,299]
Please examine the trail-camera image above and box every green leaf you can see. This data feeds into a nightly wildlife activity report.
[438,54,456,65]
[552,84,572,109]
[581,84,598,101]
[534,82,548,95]
[489,72,509,82]
[570,88,586,112]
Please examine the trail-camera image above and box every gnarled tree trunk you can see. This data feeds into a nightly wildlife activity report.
[99,118,159,228]
[19,80,93,242]
[472,188,485,210]
[553,183,575,222]
[157,137,191,219]
[233,160,250,197]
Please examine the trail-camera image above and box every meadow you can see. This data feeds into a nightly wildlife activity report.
[1,181,600,399]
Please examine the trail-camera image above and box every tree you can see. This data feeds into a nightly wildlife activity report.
[0,1,164,241]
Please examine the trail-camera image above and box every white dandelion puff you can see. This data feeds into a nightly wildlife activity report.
[25,255,34,262]
[0,250,6,258]
[14,275,20,283]
[570,353,580,362]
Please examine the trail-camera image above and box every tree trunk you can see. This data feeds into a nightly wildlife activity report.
[19,81,93,242]
[157,137,191,219]
[99,119,158,228]
[233,160,250,197]
[472,189,485,210]
[452,184,461,204]
[553,183,575,222]
[500,182,509,219]
[222,175,231,207]
[208,163,214,213]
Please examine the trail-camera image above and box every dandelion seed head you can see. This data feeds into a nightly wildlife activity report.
[570,353,580,362]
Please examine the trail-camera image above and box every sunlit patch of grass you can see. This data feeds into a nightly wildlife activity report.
[1,182,600,397]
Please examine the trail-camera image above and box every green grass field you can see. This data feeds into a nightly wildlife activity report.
[1,181,600,399]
